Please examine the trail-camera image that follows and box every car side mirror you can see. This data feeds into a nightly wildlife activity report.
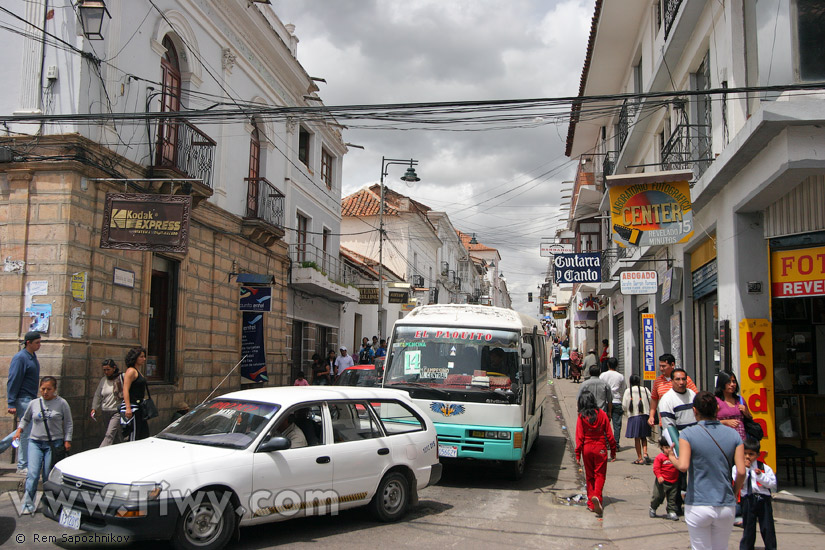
[257,436,291,453]
[521,342,533,359]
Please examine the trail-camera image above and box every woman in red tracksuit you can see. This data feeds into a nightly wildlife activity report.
[575,391,617,517]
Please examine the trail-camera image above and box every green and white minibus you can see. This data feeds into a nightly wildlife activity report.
[383,304,549,479]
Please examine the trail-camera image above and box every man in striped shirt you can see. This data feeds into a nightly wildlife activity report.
[648,353,698,427]
[657,368,697,431]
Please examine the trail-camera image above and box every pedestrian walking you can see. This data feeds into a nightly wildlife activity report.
[0,331,42,473]
[120,346,150,441]
[575,391,617,518]
[335,346,355,375]
[599,357,626,447]
[324,350,338,380]
[560,340,570,379]
[582,349,598,374]
[599,339,610,373]
[90,358,123,447]
[650,437,680,521]
[14,376,72,514]
[666,391,746,550]
[552,339,562,378]
[569,349,583,382]
[715,370,752,442]
[736,438,777,550]
[648,353,697,428]
[658,368,698,432]
[310,353,330,385]
[577,365,613,415]
[622,374,653,464]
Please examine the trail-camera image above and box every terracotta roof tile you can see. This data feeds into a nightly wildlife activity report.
[456,229,497,252]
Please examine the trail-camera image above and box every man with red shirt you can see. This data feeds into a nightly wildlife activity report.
[647,353,697,427]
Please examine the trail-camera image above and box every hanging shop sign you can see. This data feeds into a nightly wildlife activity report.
[608,175,694,247]
[540,242,573,257]
[642,313,656,380]
[100,193,192,253]
[770,245,825,298]
[241,312,268,383]
[577,293,605,311]
[738,319,775,471]
[553,253,602,284]
[388,291,409,304]
[661,267,683,305]
[359,287,379,304]
[239,285,272,312]
[620,270,658,295]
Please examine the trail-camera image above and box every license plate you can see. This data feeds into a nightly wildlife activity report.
[59,507,81,530]
[438,445,458,458]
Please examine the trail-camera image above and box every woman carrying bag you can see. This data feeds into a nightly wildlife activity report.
[120,346,153,441]
[14,376,72,514]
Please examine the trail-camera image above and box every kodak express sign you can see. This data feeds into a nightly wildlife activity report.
[738,319,775,471]
[770,245,825,298]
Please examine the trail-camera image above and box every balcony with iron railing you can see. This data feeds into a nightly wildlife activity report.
[663,0,684,39]
[289,243,359,302]
[661,123,713,180]
[152,118,216,200]
[241,177,285,246]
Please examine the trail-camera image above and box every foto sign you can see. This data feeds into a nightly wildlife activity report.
[770,245,825,298]
[553,253,602,284]
[540,242,573,257]
[642,313,656,380]
[620,270,658,295]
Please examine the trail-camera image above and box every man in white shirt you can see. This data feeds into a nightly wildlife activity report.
[658,368,697,432]
[334,346,355,374]
[599,357,627,445]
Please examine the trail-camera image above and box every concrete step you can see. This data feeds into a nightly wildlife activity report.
[774,491,825,525]
[0,465,25,494]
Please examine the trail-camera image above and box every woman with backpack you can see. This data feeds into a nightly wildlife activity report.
[622,374,653,464]
[552,339,562,378]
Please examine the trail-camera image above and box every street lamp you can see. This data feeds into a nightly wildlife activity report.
[378,157,420,342]
[77,0,111,40]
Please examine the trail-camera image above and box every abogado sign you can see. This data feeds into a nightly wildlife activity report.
[608,174,694,247]
[620,270,658,295]
[553,253,602,284]
[100,193,191,253]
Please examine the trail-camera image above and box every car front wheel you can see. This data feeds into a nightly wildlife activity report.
[369,471,410,522]
[172,490,236,550]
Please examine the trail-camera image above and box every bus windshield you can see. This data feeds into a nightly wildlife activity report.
[384,325,522,403]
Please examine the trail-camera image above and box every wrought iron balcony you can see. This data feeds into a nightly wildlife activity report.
[288,243,359,302]
[663,0,684,39]
[616,100,630,153]
[154,119,216,189]
[245,177,284,229]
[661,123,713,179]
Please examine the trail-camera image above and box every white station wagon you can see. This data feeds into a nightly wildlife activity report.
[43,386,442,550]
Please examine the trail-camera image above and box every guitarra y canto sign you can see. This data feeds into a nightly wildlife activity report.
[100,193,191,253]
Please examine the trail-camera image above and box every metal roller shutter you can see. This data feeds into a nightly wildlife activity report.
[616,315,625,375]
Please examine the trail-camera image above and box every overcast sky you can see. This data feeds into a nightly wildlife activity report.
[274,0,593,316]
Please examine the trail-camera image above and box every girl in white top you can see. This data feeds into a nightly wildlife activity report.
[622,374,653,464]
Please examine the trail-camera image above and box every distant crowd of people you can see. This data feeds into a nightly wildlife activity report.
[295,335,386,386]
[568,341,773,550]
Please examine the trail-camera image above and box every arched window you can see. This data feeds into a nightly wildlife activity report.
[246,123,261,217]
[157,36,182,166]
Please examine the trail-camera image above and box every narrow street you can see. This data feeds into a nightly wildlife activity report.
[2,379,821,549]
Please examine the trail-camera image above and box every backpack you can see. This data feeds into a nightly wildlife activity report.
[359,347,372,364]
[553,344,560,358]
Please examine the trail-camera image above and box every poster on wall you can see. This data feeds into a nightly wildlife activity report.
[241,312,268,383]
[608,172,694,248]
[642,313,656,380]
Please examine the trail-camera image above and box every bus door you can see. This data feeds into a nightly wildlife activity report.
[521,336,536,419]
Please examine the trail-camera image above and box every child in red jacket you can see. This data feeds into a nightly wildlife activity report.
[649,437,680,521]
[576,391,617,517]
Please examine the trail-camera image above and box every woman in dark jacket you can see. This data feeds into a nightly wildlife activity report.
[310,353,330,385]
[121,346,150,440]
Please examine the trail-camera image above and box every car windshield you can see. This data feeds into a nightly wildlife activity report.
[335,366,383,387]
[384,325,522,403]
[157,399,279,449]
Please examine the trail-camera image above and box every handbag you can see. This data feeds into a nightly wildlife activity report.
[141,385,159,420]
[738,397,763,440]
[39,398,68,471]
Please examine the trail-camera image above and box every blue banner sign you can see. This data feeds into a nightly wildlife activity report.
[239,285,272,312]
[553,253,602,284]
[643,313,656,380]
[241,312,268,383]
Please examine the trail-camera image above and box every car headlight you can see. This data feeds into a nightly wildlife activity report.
[48,467,63,485]
[101,482,162,500]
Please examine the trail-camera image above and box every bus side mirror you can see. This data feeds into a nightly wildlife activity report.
[521,342,533,359]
